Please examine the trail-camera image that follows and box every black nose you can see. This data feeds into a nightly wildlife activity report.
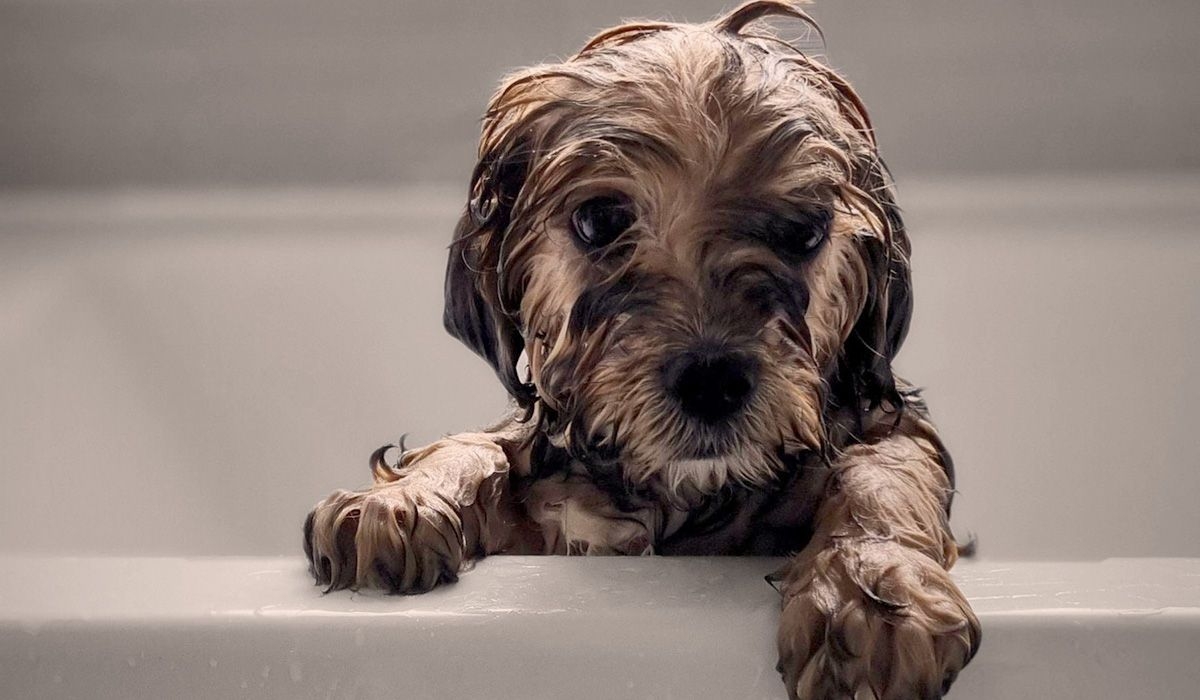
[663,347,756,424]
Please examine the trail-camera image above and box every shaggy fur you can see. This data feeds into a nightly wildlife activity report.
[304,2,980,697]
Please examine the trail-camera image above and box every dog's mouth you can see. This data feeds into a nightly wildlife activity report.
[678,437,733,461]
[669,398,760,460]
[580,422,736,464]
[683,443,723,460]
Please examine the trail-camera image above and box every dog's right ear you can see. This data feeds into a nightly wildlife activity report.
[443,134,537,407]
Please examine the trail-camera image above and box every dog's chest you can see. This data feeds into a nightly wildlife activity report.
[515,451,829,557]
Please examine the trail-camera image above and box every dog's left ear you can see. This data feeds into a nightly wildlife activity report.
[443,133,537,407]
[842,200,913,410]
[788,47,914,412]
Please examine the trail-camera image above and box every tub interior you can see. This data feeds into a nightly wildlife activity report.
[2,176,1199,698]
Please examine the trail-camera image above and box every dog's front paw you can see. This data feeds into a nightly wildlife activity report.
[304,484,467,594]
[776,539,980,700]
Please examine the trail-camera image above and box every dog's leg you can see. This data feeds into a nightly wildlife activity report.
[304,424,534,593]
[775,413,981,700]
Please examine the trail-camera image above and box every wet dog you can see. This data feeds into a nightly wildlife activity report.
[305,2,980,697]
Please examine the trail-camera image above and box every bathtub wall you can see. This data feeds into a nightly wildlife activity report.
[3,178,1198,561]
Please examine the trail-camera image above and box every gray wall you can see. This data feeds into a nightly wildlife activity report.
[3,0,1199,188]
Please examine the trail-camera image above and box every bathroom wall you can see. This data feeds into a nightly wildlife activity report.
[2,0,1198,188]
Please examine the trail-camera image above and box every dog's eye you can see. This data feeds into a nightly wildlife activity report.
[762,208,832,260]
[570,195,636,249]
[799,210,832,252]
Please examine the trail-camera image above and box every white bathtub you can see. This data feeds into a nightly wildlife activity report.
[2,176,1199,698]
[2,556,1198,699]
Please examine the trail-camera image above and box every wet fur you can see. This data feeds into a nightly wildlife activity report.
[305,2,980,697]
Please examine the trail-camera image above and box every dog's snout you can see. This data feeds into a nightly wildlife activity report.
[664,347,756,423]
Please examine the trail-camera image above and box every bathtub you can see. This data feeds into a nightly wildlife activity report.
[2,175,1199,698]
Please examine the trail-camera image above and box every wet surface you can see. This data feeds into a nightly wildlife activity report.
[1,555,1198,699]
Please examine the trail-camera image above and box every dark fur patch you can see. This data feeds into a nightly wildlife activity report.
[566,276,661,337]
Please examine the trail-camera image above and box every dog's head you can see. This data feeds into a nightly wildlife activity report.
[444,0,911,500]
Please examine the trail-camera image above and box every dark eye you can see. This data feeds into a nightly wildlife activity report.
[762,208,832,260]
[570,195,636,249]
[798,209,832,253]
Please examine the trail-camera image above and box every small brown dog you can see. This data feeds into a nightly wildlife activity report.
[305,2,980,697]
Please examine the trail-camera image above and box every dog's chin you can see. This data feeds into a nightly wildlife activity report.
[664,457,734,495]
[660,450,776,499]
